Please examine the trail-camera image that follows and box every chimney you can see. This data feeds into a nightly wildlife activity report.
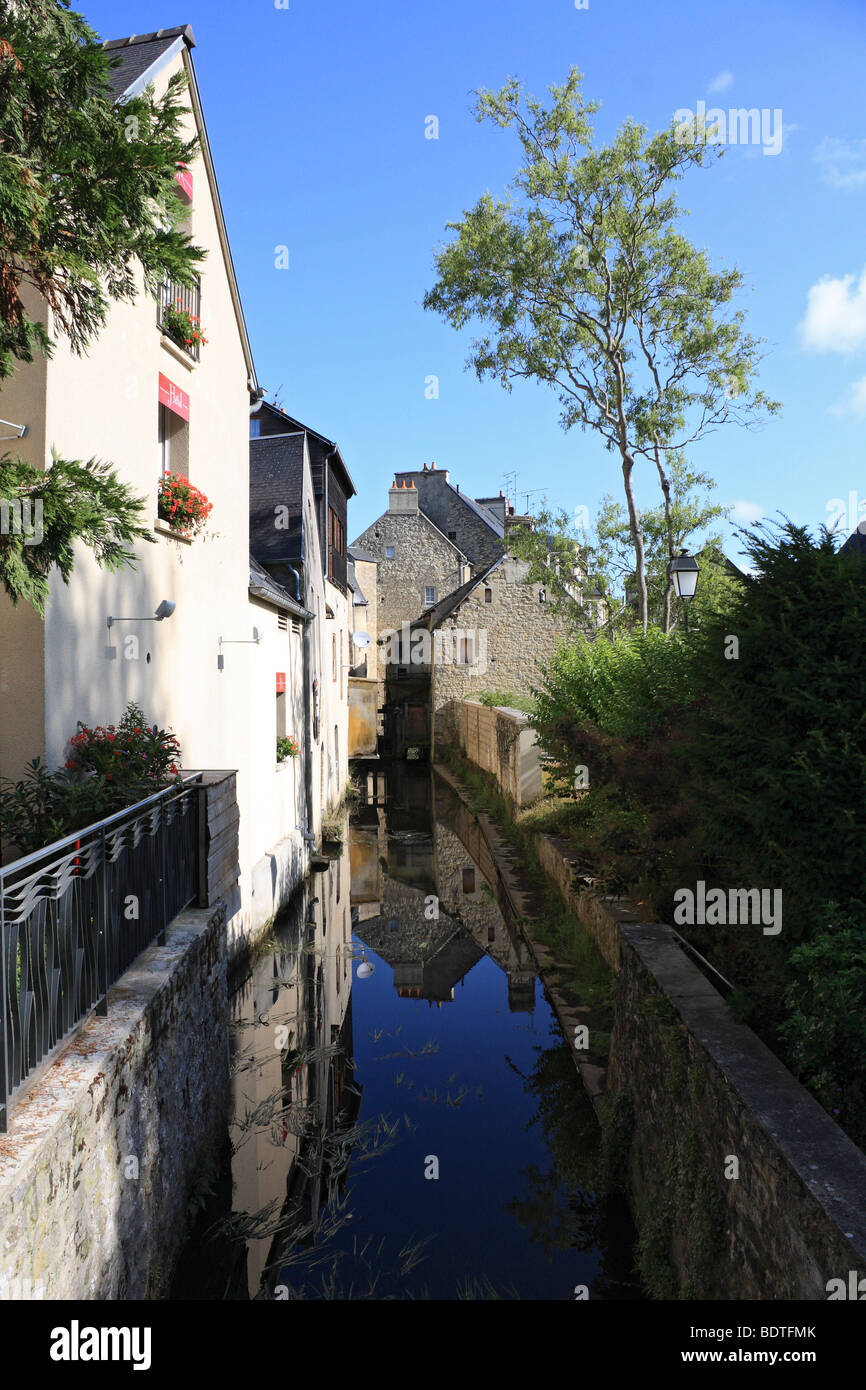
[389,478,419,515]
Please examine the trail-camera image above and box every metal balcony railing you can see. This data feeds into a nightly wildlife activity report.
[0,776,202,1132]
[157,276,202,362]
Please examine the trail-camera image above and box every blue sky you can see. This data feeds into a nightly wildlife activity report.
[86,0,866,556]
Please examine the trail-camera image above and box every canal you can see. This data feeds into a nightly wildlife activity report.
[171,764,642,1300]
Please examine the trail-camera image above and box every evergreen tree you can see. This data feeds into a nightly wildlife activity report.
[0,0,204,609]
[0,0,204,377]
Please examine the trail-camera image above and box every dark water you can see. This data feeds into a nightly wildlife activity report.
[171,764,641,1300]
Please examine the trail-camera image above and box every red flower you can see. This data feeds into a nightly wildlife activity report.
[65,759,76,769]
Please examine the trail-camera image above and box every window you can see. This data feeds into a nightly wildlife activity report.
[385,546,395,559]
[158,403,189,478]
[276,689,287,740]
[332,634,337,681]
[328,507,345,582]
[250,417,261,438]
[424,586,436,608]
[448,531,457,541]
[462,867,476,894]
[277,610,288,632]
[459,634,475,666]
[484,587,492,604]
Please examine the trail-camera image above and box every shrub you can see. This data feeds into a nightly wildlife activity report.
[68,701,181,787]
[0,701,183,855]
[474,689,537,714]
[779,906,866,1146]
[688,521,866,941]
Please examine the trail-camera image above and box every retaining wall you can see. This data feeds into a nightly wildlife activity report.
[537,832,866,1301]
[457,701,542,808]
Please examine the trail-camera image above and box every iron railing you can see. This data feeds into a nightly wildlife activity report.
[0,776,202,1132]
[157,275,202,362]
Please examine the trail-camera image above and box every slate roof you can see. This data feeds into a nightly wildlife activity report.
[251,400,356,499]
[347,558,367,605]
[103,26,196,99]
[249,557,312,618]
[348,545,376,563]
[250,433,305,564]
[447,483,505,537]
[840,527,866,558]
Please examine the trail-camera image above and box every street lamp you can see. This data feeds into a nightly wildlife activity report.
[670,551,699,632]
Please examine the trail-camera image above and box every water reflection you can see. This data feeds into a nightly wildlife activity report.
[172,764,641,1300]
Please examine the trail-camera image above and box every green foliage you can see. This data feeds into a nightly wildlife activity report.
[276,735,299,761]
[506,459,741,635]
[533,628,696,741]
[780,906,866,1143]
[0,701,183,854]
[0,450,155,613]
[474,688,537,713]
[529,518,866,1148]
[0,759,114,854]
[689,520,866,938]
[0,0,204,380]
[68,701,182,786]
[424,67,779,629]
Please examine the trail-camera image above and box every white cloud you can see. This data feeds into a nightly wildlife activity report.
[829,374,866,418]
[728,499,764,524]
[799,268,866,352]
[814,137,866,190]
[707,70,734,94]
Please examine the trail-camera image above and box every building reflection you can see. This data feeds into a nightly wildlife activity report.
[349,765,536,1012]
[229,838,358,1299]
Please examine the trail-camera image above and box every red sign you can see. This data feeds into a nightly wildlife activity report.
[276,672,286,694]
[175,164,193,201]
[158,373,189,421]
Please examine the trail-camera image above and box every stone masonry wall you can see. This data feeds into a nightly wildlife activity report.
[432,557,570,750]
[536,832,866,1301]
[394,469,503,569]
[353,510,467,637]
[0,902,230,1300]
[458,701,542,808]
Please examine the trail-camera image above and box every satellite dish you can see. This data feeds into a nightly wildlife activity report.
[352,630,371,648]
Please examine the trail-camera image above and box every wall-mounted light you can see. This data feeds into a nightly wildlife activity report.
[107,598,176,631]
[217,626,262,670]
[0,418,28,440]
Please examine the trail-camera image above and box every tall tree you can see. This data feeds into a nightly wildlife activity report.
[424,69,779,632]
[507,460,738,635]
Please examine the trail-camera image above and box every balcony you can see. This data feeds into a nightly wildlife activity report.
[0,777,203,1132]
[157,275,202,363]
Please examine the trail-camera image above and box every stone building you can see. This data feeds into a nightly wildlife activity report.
[353,479,472,638]
[417,554,571,753]
[393,463,506,569]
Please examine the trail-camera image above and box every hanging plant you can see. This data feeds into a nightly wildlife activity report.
[157,471,213,537]
[162,299,208,352]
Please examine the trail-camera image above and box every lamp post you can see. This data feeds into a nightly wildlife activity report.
[670,551,699,633]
